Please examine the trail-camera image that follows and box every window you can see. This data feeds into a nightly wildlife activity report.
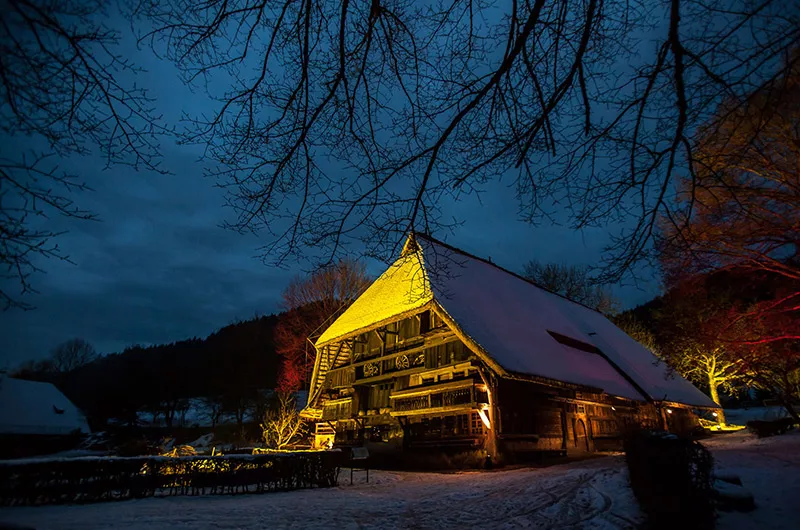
[419,310,431,334]
[547,330,602,355]
[385,322,398,349]
[592,419,619,435]
[443,415,456,436]
[456,414,469,435]
[471,412,484,434]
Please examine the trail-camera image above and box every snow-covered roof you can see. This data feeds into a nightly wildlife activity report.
[316,233,717,408]
[0,376,90,435]
[316,246,433,345]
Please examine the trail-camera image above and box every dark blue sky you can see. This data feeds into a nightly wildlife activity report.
[0,12,662,369]
[0,149,660,368]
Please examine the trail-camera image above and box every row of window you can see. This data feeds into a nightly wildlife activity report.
[352,310,447,359]
[500,408,563,436]
[332,411,486,444]
[406,412,485,439]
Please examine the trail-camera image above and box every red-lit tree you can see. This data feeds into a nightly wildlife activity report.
[661,57,800,344]
[734,294,800,422]
[275,259,370,392]
[658,55,800,420]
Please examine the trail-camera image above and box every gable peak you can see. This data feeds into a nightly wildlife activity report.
[401,232,420,256]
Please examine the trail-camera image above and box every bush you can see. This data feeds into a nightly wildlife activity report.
[365,449,495,471]
[116,438,159,457]
[746,418,796,438]
[624,430,715,530]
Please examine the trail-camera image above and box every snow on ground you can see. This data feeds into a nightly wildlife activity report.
[723,406,791,424]
[0,457,641,530]
[2,428,799,530]
[704,429,800,530]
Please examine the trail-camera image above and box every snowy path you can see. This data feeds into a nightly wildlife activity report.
[2,431,799,530]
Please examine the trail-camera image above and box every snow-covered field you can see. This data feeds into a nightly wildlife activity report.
[2,429,799,530]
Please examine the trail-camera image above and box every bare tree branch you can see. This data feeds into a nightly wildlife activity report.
[1,0,166,309]
[132,0,798,282]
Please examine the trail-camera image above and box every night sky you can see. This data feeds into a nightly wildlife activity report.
[0,14,661,369]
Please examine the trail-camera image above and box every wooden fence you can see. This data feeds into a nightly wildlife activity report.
[0,451,343,506]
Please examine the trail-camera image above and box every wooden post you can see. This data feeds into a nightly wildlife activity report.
[658,405,669,431]
[477,365,499,458]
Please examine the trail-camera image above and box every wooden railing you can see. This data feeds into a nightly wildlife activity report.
[393,386,475,412]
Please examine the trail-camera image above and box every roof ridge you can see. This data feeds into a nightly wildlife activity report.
[413,232,603,314]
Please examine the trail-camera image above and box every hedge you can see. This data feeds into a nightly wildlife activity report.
[624,430,715,530]
[746,418,796,438]
[0,451,343,506]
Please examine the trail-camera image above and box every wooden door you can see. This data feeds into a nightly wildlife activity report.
[576,419,589,451]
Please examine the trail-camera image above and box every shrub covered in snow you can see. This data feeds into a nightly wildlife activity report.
[746,418,797,438]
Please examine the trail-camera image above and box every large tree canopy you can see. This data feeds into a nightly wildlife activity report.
[4,1,799,310]
[661,58,800,344]
[275,258,370,391]
[135,0,799,276]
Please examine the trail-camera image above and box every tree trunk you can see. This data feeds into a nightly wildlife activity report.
[777,393,800,423]
[236,408,245,440]
[779,373,800,422]
[708,378,726,426]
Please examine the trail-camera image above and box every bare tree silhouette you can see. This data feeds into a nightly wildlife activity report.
[522,260,618,314]
[135,0,798,277]
[50,337,98,373]
[1,0,165,309]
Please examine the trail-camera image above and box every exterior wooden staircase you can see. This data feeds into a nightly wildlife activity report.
[301,340,352,419]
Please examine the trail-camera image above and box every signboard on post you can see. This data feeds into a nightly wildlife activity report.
[349,447,370,485]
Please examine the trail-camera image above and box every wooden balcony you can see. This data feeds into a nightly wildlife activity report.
[389,378,488,417]
[321,397,353,421]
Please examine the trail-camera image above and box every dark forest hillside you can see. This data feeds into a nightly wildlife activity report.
[20,315,280,429]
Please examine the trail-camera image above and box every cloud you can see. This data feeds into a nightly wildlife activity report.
[0,151,287,367]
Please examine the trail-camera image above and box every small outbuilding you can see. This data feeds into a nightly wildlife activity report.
[0,375,90,457]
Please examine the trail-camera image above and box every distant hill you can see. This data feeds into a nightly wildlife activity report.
[39,315,281,427]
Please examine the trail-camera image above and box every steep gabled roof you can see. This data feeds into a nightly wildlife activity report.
[316,233,717,408]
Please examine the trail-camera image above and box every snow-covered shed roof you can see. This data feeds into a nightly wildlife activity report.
[316,233,717,408]
[0,376,90,435]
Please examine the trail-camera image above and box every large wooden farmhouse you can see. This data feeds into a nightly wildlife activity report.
[302,233,716,457]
